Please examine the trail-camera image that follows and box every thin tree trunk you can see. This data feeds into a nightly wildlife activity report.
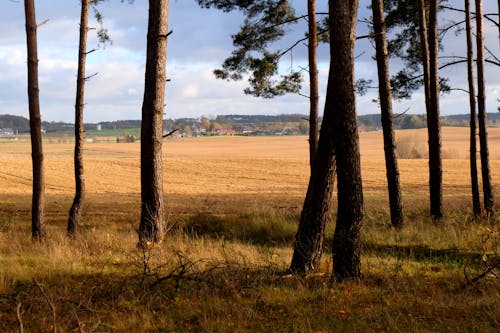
[139,0,169,244]
[289,0,334,274]
[427,0,443,219]
[330,0,363,281]
[498,0,500,51]
[465,0,481,216]
[475,0,495,215]
[307,0,319,172]
[417,2,442,218]
[24,0,45,240]
[371,0,404,228]
[68,0,90,236]
[417,0,431,115]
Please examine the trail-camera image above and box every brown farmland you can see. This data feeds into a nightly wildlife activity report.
[1,127,499,218]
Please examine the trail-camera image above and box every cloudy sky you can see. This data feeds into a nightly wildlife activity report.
[0,0,498,123]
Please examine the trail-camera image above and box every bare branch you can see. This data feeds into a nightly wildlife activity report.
[84,72,99,81]
[163,128,179,138]
[394,107,411,119]
[440,5,499,27]
[16,303,24,333]
[448,88,471,94]
[37,19,49,28]
[160,30,173,39]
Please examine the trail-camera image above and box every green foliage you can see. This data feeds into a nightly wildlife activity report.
[90,0,112,46]
[383,0,451,99]
[197,0,304,98]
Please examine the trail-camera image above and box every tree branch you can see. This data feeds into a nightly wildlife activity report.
[16,303,24,333]
[84,72,99,81]
[37,19,49,28]
[163,128,179,138]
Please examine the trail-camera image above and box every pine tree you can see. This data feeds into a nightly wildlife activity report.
[24,0,46,240]
[139,0,169,244]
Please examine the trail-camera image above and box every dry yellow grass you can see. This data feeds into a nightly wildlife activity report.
[0,127,499,215]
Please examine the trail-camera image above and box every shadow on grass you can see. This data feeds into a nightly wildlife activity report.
[2,259,498,333]
[0,265,302,332]
[362,242,487,267]
[177,211,299,246]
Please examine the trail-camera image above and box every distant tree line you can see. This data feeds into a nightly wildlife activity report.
[4,113,500,135]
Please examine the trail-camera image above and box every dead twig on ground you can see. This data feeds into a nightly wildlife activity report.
[33,279,57,333]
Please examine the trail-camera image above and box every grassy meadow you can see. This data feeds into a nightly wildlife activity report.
[0,127,499,332]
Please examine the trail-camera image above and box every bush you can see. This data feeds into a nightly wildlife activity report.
[396,135,460,159]
[395,135,426,159]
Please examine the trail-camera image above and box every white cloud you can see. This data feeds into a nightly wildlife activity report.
[182,84,200,98]
[0,1,499,123]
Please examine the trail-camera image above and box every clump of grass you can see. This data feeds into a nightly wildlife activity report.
[179,211,298,245]
[0,215,13,231]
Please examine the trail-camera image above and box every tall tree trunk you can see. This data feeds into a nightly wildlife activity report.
[68,0,90,236]
[427,0,443,219]
[24,0,45,240]
[289,108,336,274]
[465,0,481,216]
[475,0,495,215]
[139,0,169,244]
[307,0,319,172]
[371,0,404,228]
[330,0,363,281]
[289,0,334,274]
[418,0,441,219]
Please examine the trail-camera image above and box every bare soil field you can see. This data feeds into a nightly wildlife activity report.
[1,127,499,216]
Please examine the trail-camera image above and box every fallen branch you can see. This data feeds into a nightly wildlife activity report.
[16,302,24,333]
[460,258,499,292]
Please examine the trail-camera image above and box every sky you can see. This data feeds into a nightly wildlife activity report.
[0,0,499,123]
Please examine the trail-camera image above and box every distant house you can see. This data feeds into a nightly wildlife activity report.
[0,128,14,136]
[215,128,236,136]
[192,123,207,135]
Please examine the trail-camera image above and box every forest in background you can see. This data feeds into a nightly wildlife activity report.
[2,112,500,136]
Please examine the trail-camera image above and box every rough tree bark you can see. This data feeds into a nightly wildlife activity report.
[68,0,90,236]
[371,0,404,228]
[330,0,363,281]
[419,0,443,219]
[289,106,336,274]
[139,0,169,244]
[24,0,45,240]
[428,0,443,219]
[475,0,494,215]
[465,0,481,216]
[307,0,319,171]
